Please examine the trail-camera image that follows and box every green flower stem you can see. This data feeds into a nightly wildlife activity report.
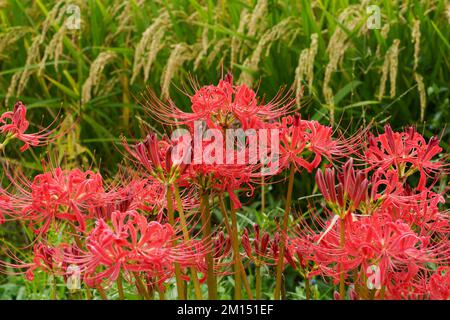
[274,164,296,300]
[173,183,203,300]
[166,186,186,299]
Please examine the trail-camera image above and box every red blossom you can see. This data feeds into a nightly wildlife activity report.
[0,101,60,152]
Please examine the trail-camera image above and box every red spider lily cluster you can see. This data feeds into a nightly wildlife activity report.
[0,75,448,300]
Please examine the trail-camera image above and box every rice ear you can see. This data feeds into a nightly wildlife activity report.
[239,17,296,86]
[247,0,268,37]
[412,19,421,71]
[230,9,250,69]
[194,24,209,71]
[160,43,195,99]
[323,5,362,125]
[378,39,400,100]
[131,11,170,84]
[39,24,67,75]
[414,72,426,122]
[294,33,318,107]
[82,51,117,103]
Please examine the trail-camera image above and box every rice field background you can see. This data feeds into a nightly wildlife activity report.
[0,0,449,300]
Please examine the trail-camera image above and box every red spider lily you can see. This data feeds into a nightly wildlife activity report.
[122,132,190,185]
[315,158,370,217]
[5,168,104,234]
[213,231,232,261]
[64,210,207,287]
[174,134,265,209]
[396,189,448,234]
[0,101,60,152]
[291,208,449,299]
[278,114,348,172]
[142,74,294,131]
[0,192,12,224]
[0,242,62,281]
[242,224,272,266]
[92,177,168,221]
[25,244,58,281]
[365,125,447,190]
[427,267,450,300]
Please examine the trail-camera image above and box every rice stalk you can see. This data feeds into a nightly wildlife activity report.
[294,33,318,106]
[230,8,250,69]
[39,24,67,75]
[410,18,426,121]
[414,72,427,122]
[0,27,31,59]
[412,19,421,71]
[378,39,400,100]
[131,11,170,84]
[6,0,67,104]
[194,24,209,71]
[206,38,229,67]
[247,0,268,37]
[239,17,296,86]
[82,51,117,103]
[161,43,194,99]
[323,5,362,124]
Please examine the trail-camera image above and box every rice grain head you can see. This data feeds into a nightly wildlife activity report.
[39,24,67,75]
[388,39,400,98]
[0,27,31,59]
[412,19,421,71]
[131,11,170,84]
[446,3,450,24]
[230,8,250,68]
[82,51,117,103]
[378,39,400,100]
[323,5,362,124]
[239,17,296,86]
[414,72,427,122]
[294,33,318,106]
[161,43,194,99]
[5,72,20,106]
[376,23,390,56]
[247,0,268,37]
[194,24,209,70]
[106,0,145,44]
[206,38,230,67]
[7,0,67,103]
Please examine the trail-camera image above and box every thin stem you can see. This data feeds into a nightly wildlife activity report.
[133,272,150,300]
[200,191,217,299]
[117,272,125,300]
[230,200,242,299]
[256,265,261,300]
[261,176,265,214]
[50,275,57,300]
[218,195,253,300]
[173,184,203,300]
[240,261,253,300]
[157,282,166,300]
[274,164,296,300]
[166,186,185,300]
[97,285,108,300]
[339,218,346,300]
[85,286,92,300]
[380,285,386,300]
[305,277,311,300]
